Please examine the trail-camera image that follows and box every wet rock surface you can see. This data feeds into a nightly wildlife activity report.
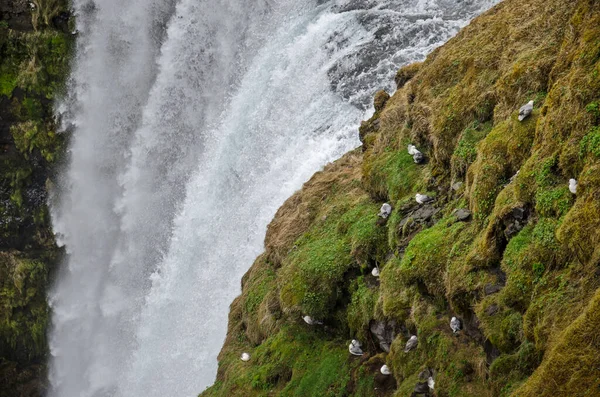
[0,0,33,30]
[369,319,402,352]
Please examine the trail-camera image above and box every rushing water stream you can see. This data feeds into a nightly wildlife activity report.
[48,0,499,395]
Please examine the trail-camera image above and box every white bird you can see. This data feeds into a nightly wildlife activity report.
[378,203,392,219]
[302,315,322,325]
[371,267,380,277]
[408,144,425,164]
[380,364,391,375]
[349,339,364,356]
[415,194,434,204]
[428,376,435,390]
[450,317,461,333]
[518,100,534,121]
[404,335,418,352]
[569,178,578,194]
[240,352,250,362]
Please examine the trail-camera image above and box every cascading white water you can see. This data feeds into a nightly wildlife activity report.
[49,0,500,396]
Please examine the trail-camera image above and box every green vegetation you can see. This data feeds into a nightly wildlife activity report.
[0,0,72,395]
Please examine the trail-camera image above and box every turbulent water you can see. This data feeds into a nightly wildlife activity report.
[48,0,500,396]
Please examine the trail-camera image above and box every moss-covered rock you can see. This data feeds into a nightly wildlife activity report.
[0,0,71,394]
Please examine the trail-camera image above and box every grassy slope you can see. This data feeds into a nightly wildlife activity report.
[0,1,72,395]
[202,0,600,396]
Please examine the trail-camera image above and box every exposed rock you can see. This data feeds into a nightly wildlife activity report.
[486,304,499,316]
[369,320,401,352]
[52,11,71,34]
[412,382,431,396]
[0,0,33,30]
[512,207,526,221]
[454,208,472,222]
[484,283,502,295]
[398,204,439,230]
[502,205,530,240]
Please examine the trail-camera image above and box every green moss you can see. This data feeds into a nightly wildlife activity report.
[468,117,536,218]
[363,148,423,202]
[0,254,50,362]
[514,289,600,396]
[394,216,465,298]
[451,121,492,179]
[580,126,600,159]
[347,277,377,340]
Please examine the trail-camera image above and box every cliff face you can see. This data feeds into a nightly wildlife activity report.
[0,0,71,395]
[202,0,600,396]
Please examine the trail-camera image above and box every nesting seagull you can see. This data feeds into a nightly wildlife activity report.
[408,144,425,164]
[427,376,435,390]
[302,315,323,325]
[380,364,391,375]
[378,203,392,219]
[569,178,578,194]
[349,339,364,356]
[450,317,462,334]
[415,194,434,205]
[371,267,380,277]
[518,100,534,121]
[404,335,418,352]
[240,352,251,362]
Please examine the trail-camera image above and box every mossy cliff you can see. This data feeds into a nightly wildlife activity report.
[202,0,600,396]
[0,0,72,395]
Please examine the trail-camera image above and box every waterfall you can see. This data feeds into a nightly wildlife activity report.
[48,0,500,396]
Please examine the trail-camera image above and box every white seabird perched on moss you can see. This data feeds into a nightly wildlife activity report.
[378,203,392,219]
[240,352,250,362]
[450,317,462,333]
[518,100,534,121]
[569,178,578,194]
[404,335,418,352]
[408,144,425,164]
[371,267,380,277]
[415,193,434,204]
[380,364,391,375]
[349,339,364,356]
[302,315,322,325]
